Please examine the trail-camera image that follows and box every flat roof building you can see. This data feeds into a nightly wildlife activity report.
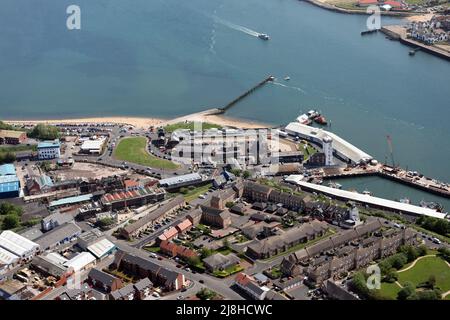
[35,222,82,251]
[0,164,20,199]
[0,230,40,259]
[37,140,61,160]
[158,173,203,190]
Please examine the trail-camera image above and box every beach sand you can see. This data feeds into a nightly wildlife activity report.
[5,113,273,130]
[406,13,433,22]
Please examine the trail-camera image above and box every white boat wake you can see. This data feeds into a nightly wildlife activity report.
[212,16,260,37]
[272,81,307,94]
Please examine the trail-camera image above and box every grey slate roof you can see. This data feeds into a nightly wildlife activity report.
[35,222,81,249]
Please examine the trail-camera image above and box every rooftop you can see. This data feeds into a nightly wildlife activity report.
[0,164,16,176]
[0,129,25,139]
[37,140,60,149]
[158,173,202,187]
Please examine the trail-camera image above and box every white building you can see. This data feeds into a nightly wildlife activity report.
[37,140,61,160]
[322,135,334,166]
[0,230,40,260]
[0,247,20,274]
[63,252,97,272]
[80,138,106,154]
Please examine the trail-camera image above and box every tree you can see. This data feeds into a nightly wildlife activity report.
[400,245,419,263]
[225,202,234,208]
[196,288,217,300]
[229,169,241,177]
[417,245,428,257]
[96,217,116,229]
[383,268,398,283]
[349,271,370,298]
[187,256,201,266]
[397,282,415,300]
[0,203,23,216]
[29,124,60,140]
[427,275,436,289]
[2,214,20,230]
[222,238,230,249]
[242,170,251,179]
[200,248,213,259]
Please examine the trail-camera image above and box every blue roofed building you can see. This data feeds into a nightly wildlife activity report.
[0,164,20,199]
[37,140,61,160]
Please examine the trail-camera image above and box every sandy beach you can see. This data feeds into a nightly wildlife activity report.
[5,112,273,130]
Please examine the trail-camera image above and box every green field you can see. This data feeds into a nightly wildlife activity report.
[163,122,222,133]
[377,255,450,299]
[398,256,450,292]
[114,137,178,170]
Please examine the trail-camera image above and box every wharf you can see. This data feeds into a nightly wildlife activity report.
[316,164,450,198]
[380,25,450,61]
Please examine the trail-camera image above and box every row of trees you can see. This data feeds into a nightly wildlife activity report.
[416,215,450,238]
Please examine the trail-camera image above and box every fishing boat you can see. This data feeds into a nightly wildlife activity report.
[314,115,327,125]
[328,182,342,189]
[420,200,444,212]
[296,114,311,125]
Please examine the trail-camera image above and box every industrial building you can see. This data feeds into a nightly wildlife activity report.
[0,164,20,198]
[79,138,107,154]
[0,230,40,260]
[0,129,27,145]
[101,186,166,210]
[158,172,204,190]
[34,222,82,251]
[37,140,61,160]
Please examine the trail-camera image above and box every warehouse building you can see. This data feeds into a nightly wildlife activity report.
[0,164,20,199]
[0,129,27,145]
[101,187,166,211]
[158,173,204,191]
[35,222,82,251]
[0,230,40,260]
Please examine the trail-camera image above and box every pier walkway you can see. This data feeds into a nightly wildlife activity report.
[218,75,274,114]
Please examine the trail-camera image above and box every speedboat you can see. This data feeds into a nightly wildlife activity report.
[296,114,311,125]
[258,33,270,40]
[284,76,291,81]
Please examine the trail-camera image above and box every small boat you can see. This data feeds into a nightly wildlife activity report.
[362,190,372,196]
[420,200,444,212]
[284,76,291,81]
[258,33,270,40]
[296,114,311,125]
[328,182,342,189]
[307,110,320,119]
[314,115,327,125]
[399,198,411,204]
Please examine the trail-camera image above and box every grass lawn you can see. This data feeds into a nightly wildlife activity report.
[397,256,450,292]
[212,264,244,278]
[178,183,212,202]
[143,246,161,253]
[164,122,222,133]
[379,282,402,300]
[114,137,178,170]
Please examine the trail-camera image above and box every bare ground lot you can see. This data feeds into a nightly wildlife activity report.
[53,162,128,180]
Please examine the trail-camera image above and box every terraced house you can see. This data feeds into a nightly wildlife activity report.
[111,250,185,292]
[246,220,329,259]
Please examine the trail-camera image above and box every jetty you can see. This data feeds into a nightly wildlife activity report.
[361,29,378,36]
[380,25,450,61]
[218,75,275,114]
[315,164,450,199]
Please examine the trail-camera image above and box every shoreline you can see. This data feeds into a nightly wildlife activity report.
[4,112,273,130]
[304,0,419,17]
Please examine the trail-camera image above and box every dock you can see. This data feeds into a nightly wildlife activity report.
[315,164,450,199]
[361,29,378,36]
[218,75,275,114]
[380,25,450,61]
